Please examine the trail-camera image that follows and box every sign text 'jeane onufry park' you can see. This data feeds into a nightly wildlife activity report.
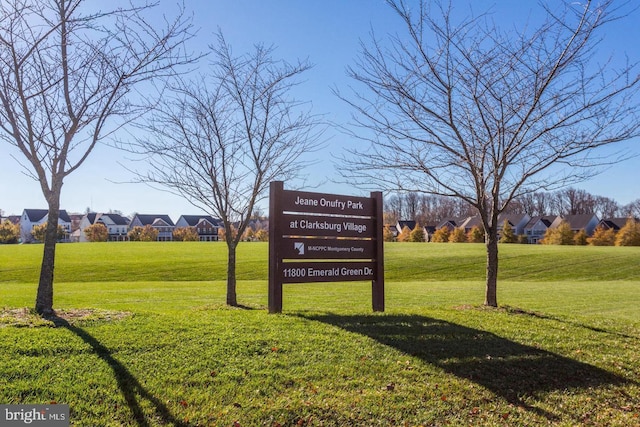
[268,181,384,313]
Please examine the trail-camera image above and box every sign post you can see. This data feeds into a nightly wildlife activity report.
[268,181,384,313]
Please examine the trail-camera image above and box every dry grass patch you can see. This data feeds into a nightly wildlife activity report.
[0,307,132,328]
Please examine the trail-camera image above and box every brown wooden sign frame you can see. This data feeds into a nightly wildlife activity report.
[269,181,384,313]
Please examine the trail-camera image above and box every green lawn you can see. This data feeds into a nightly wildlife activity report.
[1,242,639,426]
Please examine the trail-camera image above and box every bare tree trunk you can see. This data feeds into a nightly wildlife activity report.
[35,201,59,316]
[0,0,193,318]
[484,228,499,307]
[226,241,238,306]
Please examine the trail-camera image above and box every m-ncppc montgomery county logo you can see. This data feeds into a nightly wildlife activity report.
[1,404,69,426]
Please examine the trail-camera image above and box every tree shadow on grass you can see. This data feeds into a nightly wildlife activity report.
[300,313,632,421]
[503,306,640,341]
[49,316,189,427]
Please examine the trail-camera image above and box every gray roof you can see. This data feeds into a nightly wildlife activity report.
[178,215,221,227]
[462,215,483,230]
[599,217,636,231]
[497,213,529,227]
[103,213,129,226]
[133,214,175,226]
[524,215,559,229]
[86,213,130,226]
[562,214,598,230]
[24,209,71,223]
[436,217,464,229]
[397,220,416,230]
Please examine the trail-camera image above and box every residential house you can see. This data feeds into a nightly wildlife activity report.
[433,213,530,241]
[394,220,433,241]
[395,220,416,235]
[78,213,131,242]
[129,214,175,241]
[436,216,483,234]
[562,214,599,236]
[20,209,72,243]
[523,215,562,244]
[436,217,466,231]
[497,213,531,238]
[383,223,397,238]
[597,217,636,232]
[423,225,437,242]
[175,215,221,241]
[460,215,483,234]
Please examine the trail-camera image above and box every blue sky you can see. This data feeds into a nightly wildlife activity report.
[1,1,639,219]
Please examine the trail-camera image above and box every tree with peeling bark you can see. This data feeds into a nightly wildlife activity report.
[129,32,323,306]
[338,0,640,307]
[0,0,194,316]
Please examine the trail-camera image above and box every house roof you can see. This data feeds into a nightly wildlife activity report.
[178,215,221,227]
[497,213,529,227]
[103,213,129,226]
[397,220,416,230]
[23,209,49,222]
[436,217,464,229]
[562,214,598,230]
[524,215,559,229]
[85,212,129,226]
[23,209,71,223]
[152,218,172,227]
[461,215,483,230]
[436,216,482,230]
[60,211,71,222]
[86,213,98,224]
[598,217,636,230]
[134,214,175,226]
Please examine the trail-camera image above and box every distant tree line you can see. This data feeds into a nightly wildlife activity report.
[385,215,640,247]
[384,188,640,225]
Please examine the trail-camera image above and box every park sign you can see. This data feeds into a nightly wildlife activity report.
[268,181,384,313]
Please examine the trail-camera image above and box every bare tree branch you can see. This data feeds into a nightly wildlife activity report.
[337,0,640,307]
[0,0,197,315]
[126,31,325,306]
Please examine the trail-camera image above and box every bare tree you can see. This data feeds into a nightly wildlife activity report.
[384,195,403,224]
[338,0,640,306]
[385,191,476,224]
[0,0,194,316]
[511,189,621,217]
[551,188,597,215]
[502,197,528,216]
[129,32,323,306]
[621,199,640,218]
[404,191,420,221]
[533,192,552,216]
[593,195,620,218]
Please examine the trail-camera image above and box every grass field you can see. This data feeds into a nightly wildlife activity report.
[1,242,639,426]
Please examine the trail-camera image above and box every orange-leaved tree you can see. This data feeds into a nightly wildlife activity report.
[84,223,108,242]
